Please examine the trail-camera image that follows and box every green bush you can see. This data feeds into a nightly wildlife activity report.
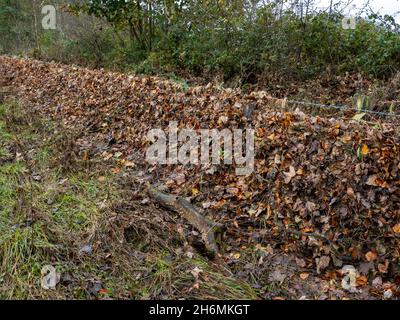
[2,1,400,83]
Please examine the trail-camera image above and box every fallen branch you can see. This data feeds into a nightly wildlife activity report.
[146,183,223,258]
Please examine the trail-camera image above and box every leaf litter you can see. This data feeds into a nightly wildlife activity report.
[1,56,400,299]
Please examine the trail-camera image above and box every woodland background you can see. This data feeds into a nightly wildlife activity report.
[1,0,400,89]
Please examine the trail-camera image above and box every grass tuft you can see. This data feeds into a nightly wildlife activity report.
[0,101,260,299]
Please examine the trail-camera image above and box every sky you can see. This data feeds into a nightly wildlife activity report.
[318,0,400,21]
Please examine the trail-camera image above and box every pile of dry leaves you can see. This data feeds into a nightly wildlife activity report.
[1,56,399,297]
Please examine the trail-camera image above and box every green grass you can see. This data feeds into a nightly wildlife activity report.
[0,101,260,300]
[121,252,259,300]
[0,103,81,298]
[0,123,12,142]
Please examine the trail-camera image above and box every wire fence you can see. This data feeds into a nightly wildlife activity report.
[259,96,400,141]
[267,97,400,119]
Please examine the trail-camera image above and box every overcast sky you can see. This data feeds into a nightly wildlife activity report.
[318,0,400,20]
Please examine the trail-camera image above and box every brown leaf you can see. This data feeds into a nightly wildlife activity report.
[365,251,378,262]
[366,175,389,188]
[361,144,369,156]
[300,272,309,280]
[356,275,368,286]
[316,256,330,274]
[393,224,400,234]
[283,166,296,184]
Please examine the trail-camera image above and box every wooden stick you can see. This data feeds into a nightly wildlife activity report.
[146,183,222,258]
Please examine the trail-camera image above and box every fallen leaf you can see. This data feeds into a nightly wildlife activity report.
[365,251,378,262]
[191,188,200,196]
[361,144,369,156]
[372,277,382,287]
[103,153,113,161]
[356,275,368,286]
[393,224,400,234]
[82,151,89,161]
[111,167,120,174]
[300,272,309,280]
[124,160,135,167]
[366,175,389,188]
[284,166,296,184]
[359,262,374,275]
[378,263,388,274]
[269,269,286,283]
[316,256,330,274]
[296,258,306,268]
